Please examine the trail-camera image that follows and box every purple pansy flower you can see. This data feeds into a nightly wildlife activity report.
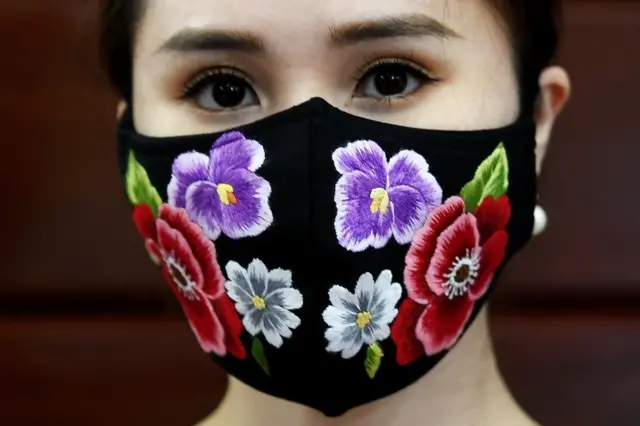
[332,140,443,252]
[168,131,273,240]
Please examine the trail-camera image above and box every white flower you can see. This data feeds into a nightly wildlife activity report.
[322,270,402,359]
[225,259,303,348]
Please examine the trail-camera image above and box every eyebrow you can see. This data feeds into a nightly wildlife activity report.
[157,13,459,55]
[329,13,462,45]
[158,29,265,54]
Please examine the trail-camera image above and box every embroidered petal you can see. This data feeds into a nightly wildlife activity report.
[189,169,273,240]
[425,213,480,296]
[388,149,443,208]
[145,240,162,265]
[156,219,205,291]
[354,272,375,311]
[225,261,255,305]
[132,204,161,264]
[469,230,508,300]
[388,185,431,245]
[328,285,360,315]
[341,329,365,359]
[325,325,360,354]
[391,298,426,366]
[211,294,247,359]
[133,204,157,241]
[271,306,302,330]
[180,181,223,240]
[243,308,265,336]
[474,195,511,243]
[323,305,355,328]
[158,205,225,298]
[332,140,388,177]
[225,282,253,307]
[260,316,285,348]
[164,275,226,356]
[368,270,392,314]
[416,295,474,356]
[404,197,466,303]
[264,311,298,348]
[370,283,402,326]
[167,152,210,209]
[334,171,393,252]
[209,132,266,176]
[266,267,293,290]
[265,288,303,310]
[247,259,269,297]
[362,321,391,345]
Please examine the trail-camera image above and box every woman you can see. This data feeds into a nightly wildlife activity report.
[103,0,570,425]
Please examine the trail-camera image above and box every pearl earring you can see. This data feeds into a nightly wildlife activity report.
[532,205,548,236]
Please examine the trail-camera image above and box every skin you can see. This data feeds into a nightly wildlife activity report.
[122,0,571,424]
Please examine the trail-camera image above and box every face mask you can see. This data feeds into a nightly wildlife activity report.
[117,97,536,417]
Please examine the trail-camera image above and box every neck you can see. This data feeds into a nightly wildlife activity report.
[201,307,537,426]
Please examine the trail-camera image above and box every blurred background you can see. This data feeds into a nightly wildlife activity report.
[0,0,639,425]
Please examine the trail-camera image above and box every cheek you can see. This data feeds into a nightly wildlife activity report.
[410,78,520,131]
[398,55,520,130]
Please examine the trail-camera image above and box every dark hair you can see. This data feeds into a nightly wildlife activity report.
[100,0,562,116]
[100,0,143,101]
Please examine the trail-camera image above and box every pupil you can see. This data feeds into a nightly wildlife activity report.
[374,66,408,96]
[212,76,246,108]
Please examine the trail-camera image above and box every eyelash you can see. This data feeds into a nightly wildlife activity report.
[181,66,250,99]
[179,54,439,106]
[351,53,436,85]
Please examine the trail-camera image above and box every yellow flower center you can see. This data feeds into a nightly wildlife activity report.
[369,187,390,215]
[252,296,266,311]
[356,312,373,329]
[217,183,238,206]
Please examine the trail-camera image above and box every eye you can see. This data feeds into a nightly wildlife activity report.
[354,61,435,100]
[183,69,259,111]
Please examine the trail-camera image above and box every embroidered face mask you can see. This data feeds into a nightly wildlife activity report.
[117,97,536,417]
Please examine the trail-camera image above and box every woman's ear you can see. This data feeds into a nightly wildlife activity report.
[534,66,571,175]
[116,100,128,120]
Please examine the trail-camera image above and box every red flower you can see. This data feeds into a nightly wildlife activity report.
[132,203,246,359]
[133,204,162,265]
[391,195,510,365]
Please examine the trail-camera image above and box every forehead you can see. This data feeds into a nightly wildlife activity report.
[136,0,501,51]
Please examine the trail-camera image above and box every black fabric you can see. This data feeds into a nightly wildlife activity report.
[116,97,536,417]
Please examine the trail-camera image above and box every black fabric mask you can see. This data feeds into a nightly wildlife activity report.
[117,97,536,417]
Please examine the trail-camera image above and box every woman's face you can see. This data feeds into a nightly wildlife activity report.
[131,0,519,137]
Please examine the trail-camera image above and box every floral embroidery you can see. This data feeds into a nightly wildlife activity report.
[391,196,510,364]
[323,270,402,378]
[460,143,509,212]
[127,152,164,264]
[391,143,510,365]
[225,259,303,375]
[333,140,443,252]
[153,204,246,359]
[132,203,162,265]
[125,152,245,359]
[126,151,162,216]
[168,131,273,241]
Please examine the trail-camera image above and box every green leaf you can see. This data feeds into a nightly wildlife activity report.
[460,143,509,212]
[125,151,163,216]
[251,337,270,376]
[365,343,384,379]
